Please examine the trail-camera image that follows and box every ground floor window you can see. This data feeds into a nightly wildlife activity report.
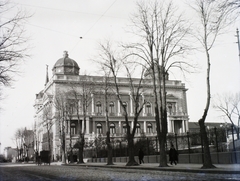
[96,123,102,134]
[110,123,115,134]
[147,122,152,133]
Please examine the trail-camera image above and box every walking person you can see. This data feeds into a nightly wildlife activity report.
[35,150,39,165]
[138,148,144,164]
[169,144,178,165]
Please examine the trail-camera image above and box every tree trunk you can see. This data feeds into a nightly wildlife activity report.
[69,149,74,163]
[69,133,74,163]
[77,136,85,164]
[199,119,215,168]
[61,136,66,164]
[126,135,138,166]
[48,131,51,165]
[159,108,168,167]
[106,131,114,165]
[198,49,215,169]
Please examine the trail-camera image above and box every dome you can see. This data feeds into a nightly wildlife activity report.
[52,51,80,75]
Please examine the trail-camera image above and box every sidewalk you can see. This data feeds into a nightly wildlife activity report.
[64,162,240,174]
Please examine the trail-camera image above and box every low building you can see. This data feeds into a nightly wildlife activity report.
[3,147,17,162]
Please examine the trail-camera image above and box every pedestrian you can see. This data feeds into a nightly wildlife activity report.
[138,148,144,164]
[35,150,39,165]
[169,144,178,165]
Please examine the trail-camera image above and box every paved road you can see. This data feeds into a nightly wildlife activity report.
[0,163,239,181]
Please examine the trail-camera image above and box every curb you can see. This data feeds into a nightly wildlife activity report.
[64,163,240,174]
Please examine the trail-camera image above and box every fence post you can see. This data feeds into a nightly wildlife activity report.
[120,141,122,162]
[147,137,149,163]
[214,127,219,163]
[156,136,158,163]
[175,133,178,151]
[201,133,204,163]
[231,125,237,163]
[187,132,191,163]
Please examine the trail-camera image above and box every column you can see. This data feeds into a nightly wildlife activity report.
[91,94,95,115]
[92,120,95,134]
[171,120,174,133]
[129,93,133,116]
[182,120,185,133]
[142,93,146,116]
[144,121,146,133]
[185,120,189,132]
[118,121,122,134]
[118,100,121,116]
[86,117,89,134]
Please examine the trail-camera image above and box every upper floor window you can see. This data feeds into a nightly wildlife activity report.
[109,102,114,113]
[96,101,102,114]
[146,102,151,114]
[147,123,153,133]
[110,123,116,134]
[96,123,102,134]
[70,122,76,135]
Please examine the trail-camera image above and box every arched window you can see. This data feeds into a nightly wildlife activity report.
[70,122,76,135]
[96,123,102,134]
[147,123,152,133]
[109,102,114,114]
[146,102,151,114]
[136,123,141,134]
[96,101,102,114]
[110,123,115,134]
[122,123,127,134]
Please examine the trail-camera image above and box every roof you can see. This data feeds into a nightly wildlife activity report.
[188,122,233,130]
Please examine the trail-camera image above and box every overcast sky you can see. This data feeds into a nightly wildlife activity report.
[0,0,239,153]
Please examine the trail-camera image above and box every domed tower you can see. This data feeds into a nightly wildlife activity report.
[52,51,80,75]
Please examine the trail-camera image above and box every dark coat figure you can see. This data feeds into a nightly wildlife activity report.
[37,155,41,166]
[169,145,178,165]
[138,148,144,164]
[35,151,39,165]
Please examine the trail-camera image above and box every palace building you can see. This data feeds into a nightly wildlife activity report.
[34,51,189,160]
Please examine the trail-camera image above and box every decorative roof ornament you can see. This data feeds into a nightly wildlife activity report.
[45,64,49,86]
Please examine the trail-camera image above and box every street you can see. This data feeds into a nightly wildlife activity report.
[0,163,239,181]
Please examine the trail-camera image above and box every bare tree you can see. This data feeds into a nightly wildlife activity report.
[42,102,55,163]
[98,41,146,166]
[22,128,34,162]
[0,1,30,88]
[65,95,76,163]
[219,0,240,18]
[213,92,240,140]
[191,0,232,168]
[54,91,68,164]
[68,75,94,164]
[13,128,24,161]
[94,56,116,165]
[124,0,192,167]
